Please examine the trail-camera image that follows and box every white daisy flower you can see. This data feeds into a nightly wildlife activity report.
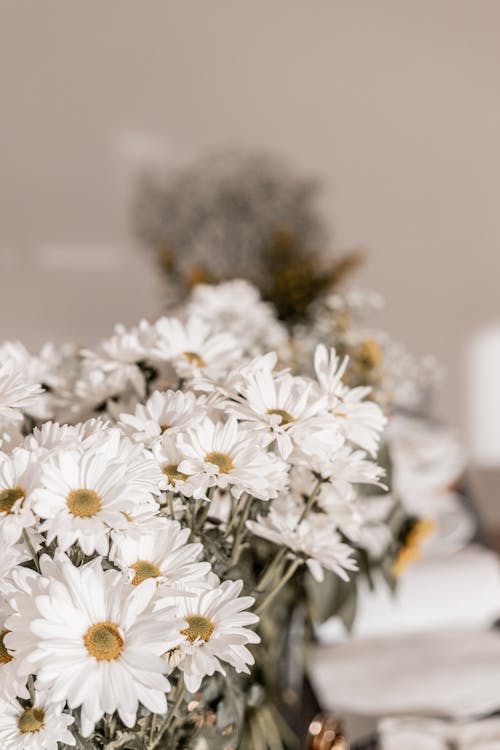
[177,417,288,500]
[316,488,364,541]
[152,316,242,382]
[88,319,156,365]
[387,414,466,500]
[317,480,393,557]
[0,343,49,420]
[0,543,30,597]
[0,690,75,750]
[83,427,165,498]
[76,321,179,420]
[186,280,287,356]
[115,503,171,534]
[199,352,283,401]
[4,559,60,683]
[314,344,387,456]
[74,362,145,416]
[119,389,206,446]
[75,416,117,445]
[314,478,392,555]
[172,578,260,693]
[25,342,81,423]
[152,435,203,498]
[0,450,38,545]
[228,362,339,460]
[355,494,395,558]
[8,554,183,737]
[110,520,211,593]
[22,421,80,454]
[77,321,159,410]
[0,342,44,385]
[311,445,387,494]
[0,602,29,701]
[247,498,358,582]
[32,447,159,555]
[0,361,43,427]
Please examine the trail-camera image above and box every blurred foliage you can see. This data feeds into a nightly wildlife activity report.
[134,150,362,324]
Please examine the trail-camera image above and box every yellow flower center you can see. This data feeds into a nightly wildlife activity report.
[183,351,206,368]
[0,630,13,665]
[407,518,435,547]
[162,464,188,482]
[0,486,25,514]
[17,707,45,734]
[358,337,383,370]
[391,545,420,578]
[67,489,102,518]
[392,518,435,578]
[204,452,234,474]
[84,622,124,661]
[131,560,161,586]
[160,423,171,433]
[267,408,295,426]
[181,615,215,643]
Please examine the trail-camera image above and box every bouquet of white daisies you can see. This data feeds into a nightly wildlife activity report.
[0,280,406,750]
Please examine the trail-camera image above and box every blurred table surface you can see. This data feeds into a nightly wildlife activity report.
[312,472,500,748]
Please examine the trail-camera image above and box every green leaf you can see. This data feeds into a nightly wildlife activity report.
[338,584,358,632]
[101,732,141,749]
[255,705,285,750]
[380,558,398,593]
[72,735,99,750]
[305,568,357,625]
[220,681,246,730]
[249,713,267,750]
[195,727,239,750]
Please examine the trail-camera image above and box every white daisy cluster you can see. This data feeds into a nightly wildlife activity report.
[293,289,444,414]
[0,280,393,749]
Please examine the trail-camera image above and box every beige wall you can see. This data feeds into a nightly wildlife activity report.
[1,0,500,446]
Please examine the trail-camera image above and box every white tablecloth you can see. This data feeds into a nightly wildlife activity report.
[310,628,500,719]
[316,545,500,641]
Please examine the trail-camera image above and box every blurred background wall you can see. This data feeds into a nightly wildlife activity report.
[1,0,499,467]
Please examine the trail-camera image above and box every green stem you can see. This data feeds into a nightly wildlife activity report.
[108,714,117,741]
[166,682,186,729]
[185,498,198,540]
[27,675,35,703]
[148,680,186,750]
[192,498,202,526]
[196,491,213,534]
[230,494,253,565]
[256,547,287,593]
[297,478,322,524]
[223,493,246,539]
[22,529,40,572]
[168,494,175,520]
[254,481,322,602]
[256,558,302,615]
[149,713,157,744]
